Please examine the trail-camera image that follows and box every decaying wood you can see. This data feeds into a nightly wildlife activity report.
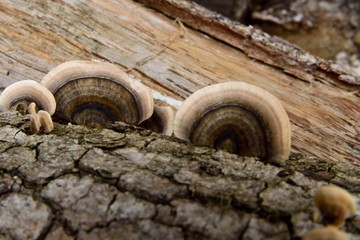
[191,0,360,62]
[137,0,360,87]
[0,0,359,239]
[0,112,359,239]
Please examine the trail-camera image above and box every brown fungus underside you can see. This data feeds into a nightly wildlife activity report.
[174,82,291,165]
[41,60,154,128]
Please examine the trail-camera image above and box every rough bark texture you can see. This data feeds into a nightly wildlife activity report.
[0,0,359,239]
[0,111,359,240]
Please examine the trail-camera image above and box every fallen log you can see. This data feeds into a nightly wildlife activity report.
[0,0,359,239]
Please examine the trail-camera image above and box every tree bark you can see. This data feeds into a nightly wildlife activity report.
[0,0,359,239]
[0,111,359,240]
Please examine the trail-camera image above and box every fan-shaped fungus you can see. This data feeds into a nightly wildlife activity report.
[41,60,153,128]
[174,82,291,165]
[0,80,56,115]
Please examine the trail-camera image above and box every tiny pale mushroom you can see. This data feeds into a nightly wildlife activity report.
[314,185,356,227]
[29,113,41,134]
[302,226,348,240]
[26,102,54,134]
[38,110,54,133]
[27,102,37,115]
[0,104,5,112]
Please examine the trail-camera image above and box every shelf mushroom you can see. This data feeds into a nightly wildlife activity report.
[302,226,348,240]
[0,80,56,115]
[314,185,356,227]
[0,105,5,112]
[41,60,154,128]
[173,82,291,165]
[139,105,174,136]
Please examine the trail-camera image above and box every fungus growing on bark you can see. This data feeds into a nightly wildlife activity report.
[314,185,356,227]
[38,110,54,133]
[29,113,41,134]
[27,102,54,134]
[41,60,154,128]
[302,226,348,240]
[0,80,56,115]
[27,102,37,115]
[139,105,174,135]
[173,81,291,165]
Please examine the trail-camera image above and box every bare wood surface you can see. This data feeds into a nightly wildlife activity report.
[0,0,359,165]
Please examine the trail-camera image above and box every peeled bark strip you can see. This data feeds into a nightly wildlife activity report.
[0,112,359,240]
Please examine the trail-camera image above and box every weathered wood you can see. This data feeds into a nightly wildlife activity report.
[0,0,358,165]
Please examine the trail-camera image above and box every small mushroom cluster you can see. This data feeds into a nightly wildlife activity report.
[0,80,56,134]
[0,60,292,164]
[302,185,357,240]
[27,102,54,134]
[0,61,174,135]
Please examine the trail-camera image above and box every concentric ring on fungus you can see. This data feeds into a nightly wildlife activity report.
[41,60,154,127]
[174,82,291,165]
[0,80,56,115]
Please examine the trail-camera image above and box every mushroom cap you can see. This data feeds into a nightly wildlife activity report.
[38,110,54,133]
[173,82,291,164]
[29,113,41,134]
[41,60,154,127]
[27,102,37,115]
[139,105,174,135]
[314,185,356,227]
[302,226,348,240]
[0,80,56,115]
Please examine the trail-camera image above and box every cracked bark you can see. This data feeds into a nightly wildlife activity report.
[0,0,359,239]
[0,112,359,240]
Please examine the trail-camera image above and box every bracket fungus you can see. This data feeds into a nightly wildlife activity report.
[302,226,348,240]
[139,105,174,136]
[0,80,56,115]
[314,185,356,227]
[173,82,291,165]
[0,104,5,112]
[41,60,154,127]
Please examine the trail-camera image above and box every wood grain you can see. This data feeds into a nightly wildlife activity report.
[0,0,358,165]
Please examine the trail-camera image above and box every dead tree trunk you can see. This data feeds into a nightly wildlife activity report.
[0,0,359,239]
